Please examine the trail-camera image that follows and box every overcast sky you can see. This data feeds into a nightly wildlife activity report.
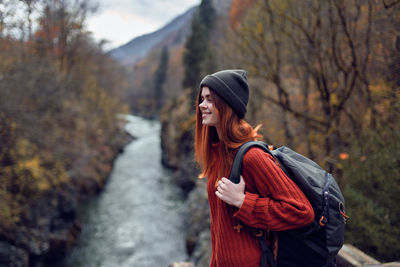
[86,0,200,50]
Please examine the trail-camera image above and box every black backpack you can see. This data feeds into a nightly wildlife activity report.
[229,141,348,267]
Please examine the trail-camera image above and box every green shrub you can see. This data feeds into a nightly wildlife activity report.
[340,127,400,261]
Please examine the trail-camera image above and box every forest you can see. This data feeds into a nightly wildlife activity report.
[161,0,400,262]
[0,0,399,265]
[228,0,400,261]
[0,0,129,264]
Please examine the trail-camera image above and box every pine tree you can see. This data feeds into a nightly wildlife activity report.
[198,0,216,32]
[154,46,169,115]
[183,15,208,102]
[182,0,216,107]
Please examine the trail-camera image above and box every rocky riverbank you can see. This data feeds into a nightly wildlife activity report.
[0,125,132,267]
[160,93,212,267]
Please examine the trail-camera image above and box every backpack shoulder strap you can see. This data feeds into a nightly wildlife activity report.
[228,141,271,184]
[229,141,279,267]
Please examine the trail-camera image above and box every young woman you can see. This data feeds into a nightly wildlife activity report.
[195,69,315,267]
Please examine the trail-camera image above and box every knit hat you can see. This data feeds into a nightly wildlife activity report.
[199,69,249,118]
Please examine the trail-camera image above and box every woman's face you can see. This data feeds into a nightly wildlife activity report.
[199,87,219,128]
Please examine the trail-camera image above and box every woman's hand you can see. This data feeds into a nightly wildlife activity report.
[215,176,245,208]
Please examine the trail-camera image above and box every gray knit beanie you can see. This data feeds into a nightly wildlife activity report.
[199,69,249,118]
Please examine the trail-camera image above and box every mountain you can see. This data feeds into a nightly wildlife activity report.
[108,6,197,66]
[111,0,235,118]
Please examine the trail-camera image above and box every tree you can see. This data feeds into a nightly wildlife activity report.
[183,14,207,102]
[198,0,216,31]
[230,0,388,165]
[182,0,216,107]
[0,0,128,263]
[228,0,400,261]
[154,46,169,115]
[33,0,97,71]
[340,125,400,261]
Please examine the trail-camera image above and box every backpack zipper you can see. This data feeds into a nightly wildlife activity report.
[319,173,332,226]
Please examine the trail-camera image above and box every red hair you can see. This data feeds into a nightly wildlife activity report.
[195,87,261,179]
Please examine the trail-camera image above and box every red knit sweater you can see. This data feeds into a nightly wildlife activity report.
[207,144,314,267]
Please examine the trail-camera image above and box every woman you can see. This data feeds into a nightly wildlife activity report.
[195,69,314,267]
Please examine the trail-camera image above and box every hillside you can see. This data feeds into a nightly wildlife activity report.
[109,6,196,66]
[110,0,234,118]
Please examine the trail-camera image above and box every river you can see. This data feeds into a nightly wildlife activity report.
[57,115,188,267]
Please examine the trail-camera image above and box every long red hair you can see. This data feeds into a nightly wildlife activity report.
[195,87,261,179]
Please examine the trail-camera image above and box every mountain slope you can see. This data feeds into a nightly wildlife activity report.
[109,6,196,66]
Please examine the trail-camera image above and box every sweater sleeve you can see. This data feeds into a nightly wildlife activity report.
[233,147,314,231]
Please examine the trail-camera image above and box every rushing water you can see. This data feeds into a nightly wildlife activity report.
[57,115,188,267]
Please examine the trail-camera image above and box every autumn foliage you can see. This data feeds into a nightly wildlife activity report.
[0,0,128,251]
[229,0,257,28]
[223,0,400,261]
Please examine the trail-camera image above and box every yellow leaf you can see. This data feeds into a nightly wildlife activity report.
[18,157,42,178]
[38,180,50,191]
[368,83,391,97]
[257,21,264,35]
[330,93,339,106]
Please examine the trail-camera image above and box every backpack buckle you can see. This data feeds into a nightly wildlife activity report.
[339,202,349,223]
[253,229,264,237]
[319,216,328,226]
